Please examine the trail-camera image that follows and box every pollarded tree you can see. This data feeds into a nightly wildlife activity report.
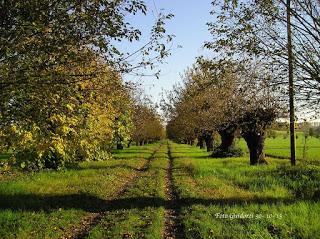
[166,115,197,145]
[190,59,244,155]
[166,58,281,164]
[236,62,281,164]
[209,0,320,165]
[209,62,281,162]
[239,107,278,165]
[194,57,281,161]
[164,77,200,144]
[164,61,238,152]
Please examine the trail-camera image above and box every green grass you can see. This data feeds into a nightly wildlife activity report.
[1,141,319,238]
[236,131,320,162]
[170,142,320,239]
[0,144,160,239]
[87,144,168,239]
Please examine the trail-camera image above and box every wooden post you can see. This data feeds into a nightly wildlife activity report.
[286,0,296,166]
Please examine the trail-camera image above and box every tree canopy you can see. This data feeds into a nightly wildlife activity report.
[0,0,171,169]
[165,59,280,164]
[207,0,320,115]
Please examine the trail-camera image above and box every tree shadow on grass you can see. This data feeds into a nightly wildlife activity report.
[71,164,142,172]
[112,149,155,154]
[113,155,151,160]
[0,193,318,213]
[171,155,211,160]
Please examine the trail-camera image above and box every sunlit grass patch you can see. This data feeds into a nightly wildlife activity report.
[0,144,160,238]
[237,131,320,162]
[169,142,320,239]
[183,201,320,239]
[87,144,168,239]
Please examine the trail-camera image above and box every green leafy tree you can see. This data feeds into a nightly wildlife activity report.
[0,0,173,169]
[131,100,164,145]
[165,59,280,164]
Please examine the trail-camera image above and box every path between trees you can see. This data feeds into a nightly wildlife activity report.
[2,142,319,238]
[163,142,185,239]
[60,145,161,239]
[60,142,185,239]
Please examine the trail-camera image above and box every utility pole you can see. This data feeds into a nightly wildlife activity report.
[286,0,296,166]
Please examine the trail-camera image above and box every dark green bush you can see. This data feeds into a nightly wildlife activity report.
[13,147,67,171]
[211,147,243,158]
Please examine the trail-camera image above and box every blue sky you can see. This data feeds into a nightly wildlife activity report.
[123,0,213,105]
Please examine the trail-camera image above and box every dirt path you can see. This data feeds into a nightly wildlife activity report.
[60,146,160,239]
[163,142,185,239]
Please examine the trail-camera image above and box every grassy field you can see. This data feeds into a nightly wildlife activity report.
[86,144,168,239]
[1,130,318,165]
[170,143,320,239]
[237,131,320,162]
[0,141,319,238]
[0,143,160,239]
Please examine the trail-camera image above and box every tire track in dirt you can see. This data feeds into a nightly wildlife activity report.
[163,142,185,239]
[60,145,161,239]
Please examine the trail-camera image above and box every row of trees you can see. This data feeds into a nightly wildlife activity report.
[113,94,165,150]
[165,60,280,165]
[131,102,165,147]
[0,0,167,170]
[0,48,164,170]
[166,0,319,166]
[208,0,320,165]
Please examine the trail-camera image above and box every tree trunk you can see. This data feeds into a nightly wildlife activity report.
[127,140,132,148]
[204,133,214,152]
[197,136,204,149]
[217,128,235,152]
[117,143,123,150]
[242,131,267,165]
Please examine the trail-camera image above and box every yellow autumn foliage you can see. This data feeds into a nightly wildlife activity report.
[1,49,134,169]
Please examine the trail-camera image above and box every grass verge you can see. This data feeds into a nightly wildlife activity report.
[86,144,168,239]
[0,144,159,239]
[170,142,320,239]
